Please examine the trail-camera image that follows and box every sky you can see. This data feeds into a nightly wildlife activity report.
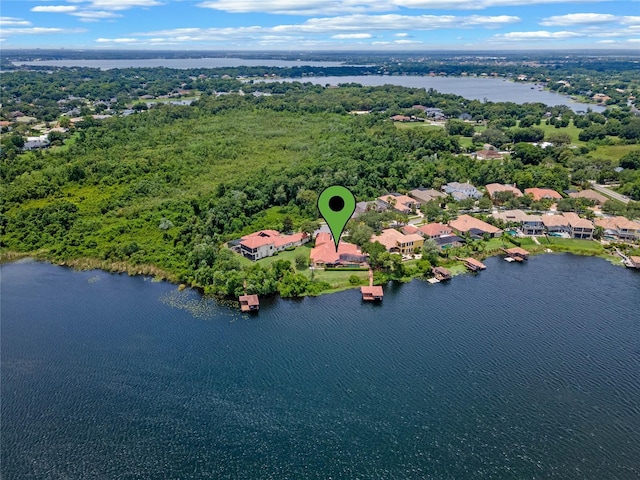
[1,0,639,50]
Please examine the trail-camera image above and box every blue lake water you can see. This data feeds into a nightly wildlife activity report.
[261,75,605,112]
[12,58,349,70]
[1,254,639,479]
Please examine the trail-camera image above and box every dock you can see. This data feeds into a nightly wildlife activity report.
[457,257,486,272]
[431,266,452,281]
[361,269,383,301]
[239,294,260,312]
[502,247,530,262]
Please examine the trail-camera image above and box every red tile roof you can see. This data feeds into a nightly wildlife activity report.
[524,188,562,201]
[485,183,523,198]
[418,222,452,237]
[449,215,502,235]
[310,239,362,265]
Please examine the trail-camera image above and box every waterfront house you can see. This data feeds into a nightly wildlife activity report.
[524,188,563,202]
[238,230,309,261]
[492,210,543,235]
[371,229,424,255]
[310,233,367,268]
[542,215,570,235]
[562,212,594,240]
[595,216,640,241]
[442,182,483,200]
[449,214,502,238]
[485,183,523,199]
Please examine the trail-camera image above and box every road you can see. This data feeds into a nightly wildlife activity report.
[589,182,631,204]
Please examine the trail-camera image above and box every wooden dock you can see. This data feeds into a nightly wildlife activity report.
[431,266,452,281]
[502,247,530,262]
[361,269,383,301]
[239,294,260,312]
[457,257,486,272]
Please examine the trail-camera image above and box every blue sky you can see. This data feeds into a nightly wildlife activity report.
[1,0,639,50]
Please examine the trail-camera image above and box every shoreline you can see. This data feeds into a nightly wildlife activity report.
[1,243,629,303]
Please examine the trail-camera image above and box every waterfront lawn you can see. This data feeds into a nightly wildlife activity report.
[545,238,604,255]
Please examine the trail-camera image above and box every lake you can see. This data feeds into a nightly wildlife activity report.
[12,58,349,70]
[1,255,638,479]
[260,75,605,112]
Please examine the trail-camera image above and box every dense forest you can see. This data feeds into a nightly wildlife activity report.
[2,80,640,298]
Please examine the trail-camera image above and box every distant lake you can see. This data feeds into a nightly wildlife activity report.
[12,57,349,70]
[261,75,606,112]
[1,255,638,479]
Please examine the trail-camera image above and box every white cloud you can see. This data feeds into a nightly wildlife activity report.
[86,0,163,10]
[197,0,609,14]
[96,37,138,42]
[540,13,617,26]
[1,27,87,35]
[395,32,409,37]
[627,38,640,42]
[272,14,520,33]
[621,16,640,26]
[31,5,78,13]
[493,30,581,40]
[0,17,32,27]
[71,10,123,21]
[332,33,372,38]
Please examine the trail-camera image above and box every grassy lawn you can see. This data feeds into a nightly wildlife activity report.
[544,237,604,254]
[591,144,639,161]
[394,122,444,131]
[525,122,584,145]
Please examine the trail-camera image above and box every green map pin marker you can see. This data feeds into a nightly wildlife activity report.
[318,186,356,252]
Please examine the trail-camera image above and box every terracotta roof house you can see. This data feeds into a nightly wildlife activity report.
[378,194,418,214]
[568,189,608,205]
[492,209,543,235]
[485,183,523,199]
[390,115,411,122]
[595,216,640,241]
[561,212,594,239]
[310,234,366,268]
[239,230,309,261]
[371,229,424,255]
[442,182,482,200]
[401,225,420,235]
[524,188,563,201]
[541,214,570,234]
[418,223,453,238]
[449,214,502,238]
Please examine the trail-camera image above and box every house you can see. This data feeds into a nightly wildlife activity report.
[492,210,544,235]
[378,194,418,214]
[595,216,640,241]
[442,182,482,200]
[401,225,420,235]
[418,223,452,238]
[524,188,563,201]
[371,229,424,255]
[354,201,384,216]
[238,230,309,261]
[485,183,523,199]
[449,214,502,238]
[568,189,608,205]
[475,150,504,160]
[562,212,594,239]
[409,188,446,204]
[310,233,367,268]
[390,115,411,122]
[542,215,570,235]
[432,235,464,249]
